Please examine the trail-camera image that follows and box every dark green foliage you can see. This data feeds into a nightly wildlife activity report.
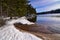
[27,4,36,14]
[0,0,28,17]
[27,4,36,22]
[0,0,37,22]
[0,0,36,16]
[28,16,37,22]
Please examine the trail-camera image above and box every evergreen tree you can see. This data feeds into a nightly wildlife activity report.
[0,0,36,18]
[0,0,28,17]
[27,4,36,15]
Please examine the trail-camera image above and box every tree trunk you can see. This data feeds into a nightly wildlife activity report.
[1,5,2,17]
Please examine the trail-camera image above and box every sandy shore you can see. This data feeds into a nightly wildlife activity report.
[14,23,60,40]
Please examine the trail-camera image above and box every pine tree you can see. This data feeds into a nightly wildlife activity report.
[0,0,28,17]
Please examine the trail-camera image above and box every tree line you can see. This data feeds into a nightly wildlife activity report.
[37,9,60,15]
[0,0,36,17]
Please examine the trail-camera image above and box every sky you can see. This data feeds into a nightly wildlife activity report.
[30,0,60,12]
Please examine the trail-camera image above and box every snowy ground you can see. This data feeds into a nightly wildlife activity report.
[0,17,42,40]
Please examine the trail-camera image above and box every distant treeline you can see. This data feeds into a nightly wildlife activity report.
[37,9,60,15]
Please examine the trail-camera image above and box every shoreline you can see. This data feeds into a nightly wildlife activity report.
[14,23,60,40]
[14,23,53,34]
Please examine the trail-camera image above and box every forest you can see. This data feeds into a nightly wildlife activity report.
[0,0,36,17]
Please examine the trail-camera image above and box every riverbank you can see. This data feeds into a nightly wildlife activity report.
[14,23,60,40]
[0,18,42,40]
[0,16,60,40]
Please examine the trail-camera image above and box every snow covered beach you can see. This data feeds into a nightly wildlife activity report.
[14,16,60,40]
[0,16,60,40]
[0,17,42,40]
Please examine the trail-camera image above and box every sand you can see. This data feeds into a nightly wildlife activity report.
[14,23,60,40]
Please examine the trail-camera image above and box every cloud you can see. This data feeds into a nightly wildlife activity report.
[36,3,60,12]
[30,0,60,12]
[30,0,59,7]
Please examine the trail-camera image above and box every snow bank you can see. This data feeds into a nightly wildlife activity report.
[0,16,42,40]
[3,17,10,20]
[16,17,35,25]
[7,16,34,25]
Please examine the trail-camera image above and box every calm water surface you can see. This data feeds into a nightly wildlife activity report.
[36,14,60,33]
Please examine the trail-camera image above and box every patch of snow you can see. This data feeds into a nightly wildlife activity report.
[0,16,42,40]
[3,17,10,20]
[0,25,42,40]
[7,16,34,25]
[16,17,35,25]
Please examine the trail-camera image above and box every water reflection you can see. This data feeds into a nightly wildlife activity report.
[36,14,60,33]
[37,14,60,24]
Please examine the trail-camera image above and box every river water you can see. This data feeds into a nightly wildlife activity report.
[36,14,60,33]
